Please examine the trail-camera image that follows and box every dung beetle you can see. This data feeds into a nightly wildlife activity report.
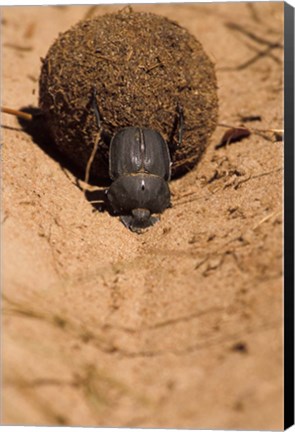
[91,88,183,233]
[107,127,172,231]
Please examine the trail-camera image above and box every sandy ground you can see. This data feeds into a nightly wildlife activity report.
[1,3,284,429]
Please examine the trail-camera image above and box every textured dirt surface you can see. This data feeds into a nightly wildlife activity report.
[1,3,284,429]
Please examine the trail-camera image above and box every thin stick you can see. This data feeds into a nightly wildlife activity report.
[218,122,283,134]
[225,22,283,49]
[218,123,249,130]
[252,210,281,231]
[1,106,33,121]
[83,131,101,194]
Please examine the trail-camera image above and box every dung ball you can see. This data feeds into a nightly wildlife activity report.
[39,11,218,180]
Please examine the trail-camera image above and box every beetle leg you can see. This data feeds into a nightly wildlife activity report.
[120,215,133,230]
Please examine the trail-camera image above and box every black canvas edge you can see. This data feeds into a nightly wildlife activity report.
[284,1,295,430]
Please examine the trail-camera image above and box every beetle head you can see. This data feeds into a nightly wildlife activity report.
[107,174,170,232]
[132,208,151,224]
[119,208,160,233]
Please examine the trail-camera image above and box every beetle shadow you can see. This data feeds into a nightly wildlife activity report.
[16,106,111,213]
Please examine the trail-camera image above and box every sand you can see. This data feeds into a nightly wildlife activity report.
[1,2,284,428]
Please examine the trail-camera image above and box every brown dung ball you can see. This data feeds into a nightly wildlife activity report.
[39,11,218,180]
